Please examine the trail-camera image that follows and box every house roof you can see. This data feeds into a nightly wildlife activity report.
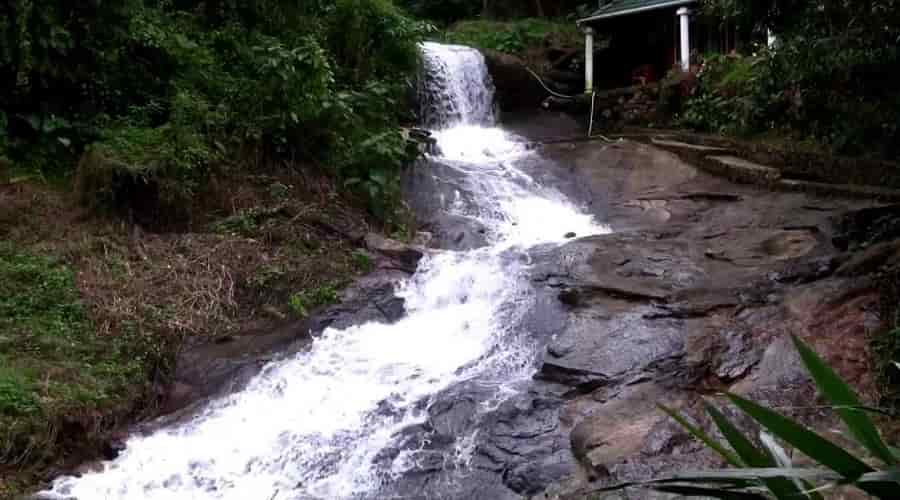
[577,0,697,24]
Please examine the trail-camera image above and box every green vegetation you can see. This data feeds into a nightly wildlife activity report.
[288,283,341,318]
[0,243,160,467]
[598,335,900,498]
[681,0,900,159]
[1,0,431,216]
[443,18,580,53]
[352,250,375,273]
[401,0,587,24]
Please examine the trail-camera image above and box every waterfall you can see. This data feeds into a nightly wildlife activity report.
[418,42,496,129]
[41,43,608,500]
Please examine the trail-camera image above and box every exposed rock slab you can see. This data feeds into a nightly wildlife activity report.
[385,138,889,500]
[522,140,887,499]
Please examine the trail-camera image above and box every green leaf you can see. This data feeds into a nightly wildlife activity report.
[705,402,809,500]
[726,392,873,479]
[792,335,897,465]
[369,170,387,187]
[658,404,742,467]
[705,402,768,467]
[760,431,826,500]
[725,393,898,497]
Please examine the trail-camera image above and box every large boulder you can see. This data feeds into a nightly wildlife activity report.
[483,49,547,112]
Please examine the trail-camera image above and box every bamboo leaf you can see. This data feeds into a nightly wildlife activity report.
[760,431,824,500]
[705,402,769,467]
[705,402,811,499]
[726,392,873,479]
[658,404,743,466]
[725,393,899,497]
[792,335,897,465]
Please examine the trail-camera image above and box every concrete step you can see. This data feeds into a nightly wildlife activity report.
[651,137,731,153]
[705,155,782,184]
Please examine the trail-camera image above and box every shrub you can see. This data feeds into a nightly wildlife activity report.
[400,0,482,25]
[682,0,900,159]
[443,18,580,54]
[2,0,429,219]
[678,53,773,136]
[340,128,420,218]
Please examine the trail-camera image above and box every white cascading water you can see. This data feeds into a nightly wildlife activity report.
[42,42,608,500]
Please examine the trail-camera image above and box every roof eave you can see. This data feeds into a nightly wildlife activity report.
[576,0,697,26]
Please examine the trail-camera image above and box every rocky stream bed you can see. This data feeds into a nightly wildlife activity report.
[39,45,900,500]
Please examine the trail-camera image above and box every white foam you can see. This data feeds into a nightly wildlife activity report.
[42,43,609,500]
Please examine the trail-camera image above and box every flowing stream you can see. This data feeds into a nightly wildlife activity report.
[43,42,608,500]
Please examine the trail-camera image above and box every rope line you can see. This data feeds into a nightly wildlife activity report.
[524,67,579,100]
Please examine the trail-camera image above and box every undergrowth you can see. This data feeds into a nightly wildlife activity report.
[0,243,161,469]
[1,1,430,220]
[288,283,341,318]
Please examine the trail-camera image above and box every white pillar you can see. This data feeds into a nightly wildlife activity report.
[677,7,691,71]
[583,26,595,93]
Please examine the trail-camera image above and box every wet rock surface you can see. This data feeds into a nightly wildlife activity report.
[383,138,891,500]
[149,136,893,500]
[528,141,886,499]
[404,157,492,251]
[165,268,411,420]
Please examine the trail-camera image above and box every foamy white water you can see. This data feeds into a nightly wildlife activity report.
[42,43,608,500]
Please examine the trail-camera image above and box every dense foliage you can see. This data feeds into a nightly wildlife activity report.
[443,18,580,53]
[400,0,587,24]
[682,0,900,158]
[0,0,430,217]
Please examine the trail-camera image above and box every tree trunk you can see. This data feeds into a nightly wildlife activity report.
[534,0,545,17]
